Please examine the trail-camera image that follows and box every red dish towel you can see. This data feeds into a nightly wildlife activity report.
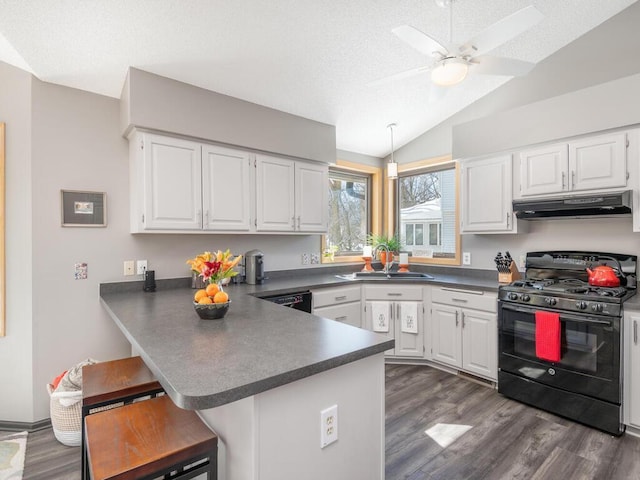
[535,311,561,362]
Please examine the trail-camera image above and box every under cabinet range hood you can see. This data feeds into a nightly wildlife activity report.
[513,190,632,220]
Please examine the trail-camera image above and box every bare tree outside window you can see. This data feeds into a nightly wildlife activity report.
[327,170,370,255]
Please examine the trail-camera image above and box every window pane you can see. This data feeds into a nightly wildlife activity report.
[327,170,369,255]
[415,224,424,245]
[405,224,414,245]
[399,167,456,259]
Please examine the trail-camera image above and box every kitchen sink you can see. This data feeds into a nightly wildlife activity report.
[336,272,434,281]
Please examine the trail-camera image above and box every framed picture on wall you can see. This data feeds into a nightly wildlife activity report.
[61,190,107,227]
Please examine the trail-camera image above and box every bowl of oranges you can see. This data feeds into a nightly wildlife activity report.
[193,283,231,320]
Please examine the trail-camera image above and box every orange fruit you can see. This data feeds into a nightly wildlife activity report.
[205,283,220,297]
[198,296,213,304]
[194,289,208,302]
[213,291,229,303]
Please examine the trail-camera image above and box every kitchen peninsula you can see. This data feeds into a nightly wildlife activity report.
[100,280,393,480]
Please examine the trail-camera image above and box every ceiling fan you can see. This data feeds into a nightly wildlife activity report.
[372,0,543,90]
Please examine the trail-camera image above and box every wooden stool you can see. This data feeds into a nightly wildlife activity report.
[81,357,164,480]
[85,395,218,480]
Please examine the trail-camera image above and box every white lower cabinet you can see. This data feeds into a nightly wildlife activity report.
[312,285,362,328]
[624,310,640,430]
[363,285,425,358]
[430,287,497,381]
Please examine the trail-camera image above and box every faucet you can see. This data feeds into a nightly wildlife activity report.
[374,244,393,274]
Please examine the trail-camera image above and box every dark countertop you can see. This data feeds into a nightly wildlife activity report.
[100,268,499,410]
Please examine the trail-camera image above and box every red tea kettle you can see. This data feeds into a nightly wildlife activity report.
[586,265,621,287]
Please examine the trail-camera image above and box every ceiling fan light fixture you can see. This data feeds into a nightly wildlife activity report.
[431,57,468,86]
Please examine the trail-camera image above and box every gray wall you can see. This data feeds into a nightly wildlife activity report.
[122,68,336,164]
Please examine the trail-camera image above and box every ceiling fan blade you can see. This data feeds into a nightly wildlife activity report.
[392,25,448,57]
[367,64,432,87]
[471,55,536,77]
[459,5,543,57]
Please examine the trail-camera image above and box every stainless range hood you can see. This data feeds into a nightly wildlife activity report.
[513,190,632,220]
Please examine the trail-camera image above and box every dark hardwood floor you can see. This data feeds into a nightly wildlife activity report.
[4,364,640,479]
[385,364,640,480]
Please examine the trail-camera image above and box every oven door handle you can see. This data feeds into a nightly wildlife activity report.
[500,303,613,326]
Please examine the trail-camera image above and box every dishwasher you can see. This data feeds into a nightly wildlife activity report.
[261,291,312,313]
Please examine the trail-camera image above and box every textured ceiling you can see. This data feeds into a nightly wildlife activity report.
[0,0,636,157]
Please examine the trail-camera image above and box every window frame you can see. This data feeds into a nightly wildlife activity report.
[321,160,382,264]
[394,156,461,266]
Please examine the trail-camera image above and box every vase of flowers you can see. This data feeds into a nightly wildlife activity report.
[187,250,242,319]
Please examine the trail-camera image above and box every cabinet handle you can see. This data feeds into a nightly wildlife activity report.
[389,304,393,320]
[297,216,301,230]
[452,298,468,303]
[387,293,402,297]
[635,320,638,345]
[334,295,347,301]
[335,316,347,321]
[506,212,511,229]
[455,310,459,327]
[571,170,575,189]
[396,304,400,321]
[562,171,566,190]
[291,216,296,230]
[461,311,466,329]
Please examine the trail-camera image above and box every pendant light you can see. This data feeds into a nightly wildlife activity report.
[387,123,398,179]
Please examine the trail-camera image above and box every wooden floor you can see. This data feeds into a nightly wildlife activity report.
[4,364,640,479]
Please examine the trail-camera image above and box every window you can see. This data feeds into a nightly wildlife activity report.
[326,169,370,257]
[397,161,459,264]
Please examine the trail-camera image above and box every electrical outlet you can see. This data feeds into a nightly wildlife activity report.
[124,260,135,276]
[302,253,310,265]
[320,405,338,448]
[310,253,320,264]
[462,252,471,265]
[136,260,148,275]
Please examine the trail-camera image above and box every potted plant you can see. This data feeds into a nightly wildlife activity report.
[367,233,401,264]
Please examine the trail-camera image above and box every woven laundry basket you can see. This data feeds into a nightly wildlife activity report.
[47,383,82,447]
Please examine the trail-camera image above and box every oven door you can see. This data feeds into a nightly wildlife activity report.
[498,302,621,404]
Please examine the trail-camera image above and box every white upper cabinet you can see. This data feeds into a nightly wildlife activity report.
[256,154,328,233]
[202,145,252,231]
[517,132,627,197]
[461,154,518,234]
[137,133,203,231]
[519,143,568,196]
[569,132,627,192]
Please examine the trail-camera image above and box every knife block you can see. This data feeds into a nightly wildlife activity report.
[498,262,521,284]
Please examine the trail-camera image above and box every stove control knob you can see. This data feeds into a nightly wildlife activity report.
[508,292,519,301]
[575,301,587,310]
[521,294,530,302]
[591,303,604,312]
[545,297,557,306]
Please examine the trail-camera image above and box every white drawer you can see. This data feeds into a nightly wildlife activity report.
[364,285,423,301]
[312,285,361,308]
[314,302,362,328]
[431,286,497,313]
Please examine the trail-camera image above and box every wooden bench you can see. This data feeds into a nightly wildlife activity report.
[85,394,218,480]
[81,357,164,479]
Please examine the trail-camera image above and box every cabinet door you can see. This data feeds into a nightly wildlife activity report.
[395,302,424,358]
[143,134,202,230]
[295,162,328,232]
[431,304,462,368]
[461,309,497,380]
[202,145,252,231]
[569,132,627,192]
[624,312,640,428]
[364,301,394,355]
[519,144,568,196]
[461,155,516,233]
[314,302,362,328]
[255,155,295,231]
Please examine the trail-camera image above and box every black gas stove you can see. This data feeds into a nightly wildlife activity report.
[498,251,637,317]
[498,250,637,436]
